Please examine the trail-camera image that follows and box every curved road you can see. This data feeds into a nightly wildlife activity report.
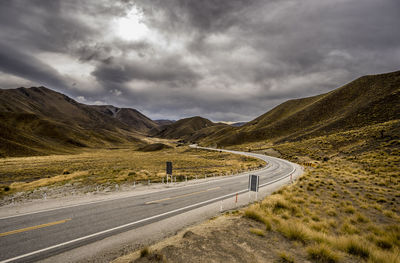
[0,146,298,263]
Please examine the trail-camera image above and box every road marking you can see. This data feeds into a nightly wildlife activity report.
[145,187,221,204]
[0,148,298,263]
[0,219,71,237]
[0,164,272,220]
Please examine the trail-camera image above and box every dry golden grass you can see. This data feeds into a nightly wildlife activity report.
[249,228,265,237]
[0,146,264,196]
[240,120,399,262]
[306,243,341,263]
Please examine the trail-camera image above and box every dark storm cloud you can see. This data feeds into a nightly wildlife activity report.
[136,0,254,32]
[0,42,69,89]
[92,54,199,85]
[0,0,399,121]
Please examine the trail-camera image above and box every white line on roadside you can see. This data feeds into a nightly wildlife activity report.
[1,147,299,263]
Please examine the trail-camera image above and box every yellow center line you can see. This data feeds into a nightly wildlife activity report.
[146,187,221,204]
[0,218,71,237]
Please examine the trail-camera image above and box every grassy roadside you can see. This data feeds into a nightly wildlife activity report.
[115,120,399,263]
[240,121,400,262]
[0,146,264,199]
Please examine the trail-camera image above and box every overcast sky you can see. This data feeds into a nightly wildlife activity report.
[0,0,399,122]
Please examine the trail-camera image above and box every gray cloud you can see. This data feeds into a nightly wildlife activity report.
[0,0,399,122]
[0,42,70,89]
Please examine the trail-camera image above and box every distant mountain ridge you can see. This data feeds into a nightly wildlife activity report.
[0,86,158,157]
[152,116,219,140]
[93,105,157,133]
[1,70,399,156]
[155,119,176,126]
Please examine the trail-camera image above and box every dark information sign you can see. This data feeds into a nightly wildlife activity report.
[166,161,173,175]
[249,174,259,192]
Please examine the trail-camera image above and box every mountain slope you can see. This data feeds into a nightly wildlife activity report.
[154,116,218,140]
[0,86,155,157]
[93,105,158,133]
[199,70,400,146]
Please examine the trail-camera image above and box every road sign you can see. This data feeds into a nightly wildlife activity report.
[166,161,173,175]
[249,174,259,192]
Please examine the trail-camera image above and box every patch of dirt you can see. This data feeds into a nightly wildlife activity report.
[113,215,310,263]
[254,148,281,158]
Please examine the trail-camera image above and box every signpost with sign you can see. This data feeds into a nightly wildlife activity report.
[248,174,260,200]
[166,161,172,184]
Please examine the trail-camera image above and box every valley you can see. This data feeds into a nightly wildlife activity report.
[0,144,264,203]
[0,71,399,263]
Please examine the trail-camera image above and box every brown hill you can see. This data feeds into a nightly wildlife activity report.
[0,86,157,157]
[199,70,400,146]
[154,116,218,140]
[155,119,175,126]
[93,105,158,133]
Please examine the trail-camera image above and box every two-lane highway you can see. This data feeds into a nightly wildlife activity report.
[0,146,299,262]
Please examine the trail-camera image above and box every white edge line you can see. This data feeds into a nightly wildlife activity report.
[1,147,299,263]
[0,188,248,263]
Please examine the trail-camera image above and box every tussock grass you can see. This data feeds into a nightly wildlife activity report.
[277,221,310,243]
[235,120,399,262]
[244,208,272,230]
[306,244,340,263]
[140,247,150,257]
[249,228,265,237]
[244,208,265,223]
[336,236,371,259]
[278,251,295,263]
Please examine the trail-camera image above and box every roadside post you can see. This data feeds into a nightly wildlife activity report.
[235,193,238,207]
[248,175,260,201]
[166,161,172,184]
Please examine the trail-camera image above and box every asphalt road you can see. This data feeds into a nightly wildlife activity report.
[0,146,297,263]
